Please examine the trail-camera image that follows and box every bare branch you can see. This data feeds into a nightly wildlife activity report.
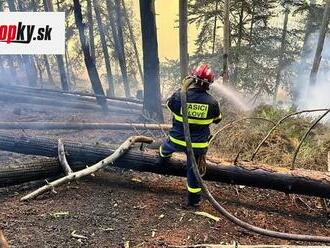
[58,139,73,175]
[21,136,153,201]
[291,109,330,169]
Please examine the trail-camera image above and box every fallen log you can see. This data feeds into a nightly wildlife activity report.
[0,83,143,104]
[0,133,330,198]
[0,92,141,115]
[0,122,171,131]
[0,87,143,111]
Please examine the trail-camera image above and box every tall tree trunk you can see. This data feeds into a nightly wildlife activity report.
[7,0,37,86]
[0,58,5,82]
[55,55,69,91]
[16,0,24,11]
[223,0,230,84]
[65,46,72,88]
[231,0,244,83]
[30,0,55,86]
[30,56,39,84]
[212,1,218,55]
[93,0,115,97]
[21,55,37,86]
[309,0,330,86]
[73,0,107,110]
[6,0,16,11]
[273,3,289,102]
[43,55,54,84]
[6,56,17,81]
[237,1,244,49]
[43,0,69,91]
[86,0,96,62]
[179,0,188,80]
[139,0,163,122]
[114,0,130,97]
[66,50,77,86]
[35,57,44,83]
[0,3,16,81]
[106,0,130,97]
[301,0,317,60]
[121,0,144,82]
[248,1,255,48]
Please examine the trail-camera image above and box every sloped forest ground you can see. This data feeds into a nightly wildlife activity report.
[1,102,330,247]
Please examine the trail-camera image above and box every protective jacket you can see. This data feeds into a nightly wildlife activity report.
[166,87,221,149]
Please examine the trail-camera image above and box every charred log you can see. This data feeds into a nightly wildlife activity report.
[0,133,330,198]
[0,92,140,114]
[0,84,142,110]
[0,122,171,131]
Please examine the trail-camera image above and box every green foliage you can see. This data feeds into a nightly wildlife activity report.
[184,0,326,98]
[159,59,181,98]
[209,105,330,170]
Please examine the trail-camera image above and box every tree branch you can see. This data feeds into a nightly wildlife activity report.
[21,136,153,201]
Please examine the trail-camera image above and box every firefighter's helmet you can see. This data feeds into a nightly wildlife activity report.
[191,64,215,85]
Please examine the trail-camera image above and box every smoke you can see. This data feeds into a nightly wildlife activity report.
[292,32,330,110]
[211,79,253,112]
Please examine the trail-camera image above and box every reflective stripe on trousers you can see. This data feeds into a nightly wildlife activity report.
[169,135,208,149]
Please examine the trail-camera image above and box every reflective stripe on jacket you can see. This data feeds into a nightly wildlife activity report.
[167,87,221,148]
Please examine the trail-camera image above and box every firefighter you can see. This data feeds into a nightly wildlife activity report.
[159,64,222,207]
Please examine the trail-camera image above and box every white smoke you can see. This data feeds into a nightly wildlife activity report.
[211,79,253,111]
[293,32,330,110]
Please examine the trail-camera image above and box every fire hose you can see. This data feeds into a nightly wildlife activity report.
[180,77,330,242]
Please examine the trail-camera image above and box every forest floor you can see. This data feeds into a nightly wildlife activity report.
[0,102,330,247]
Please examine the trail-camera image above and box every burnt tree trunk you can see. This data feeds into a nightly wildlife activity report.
[86,0,96,62]
[43,0,69,91]
[1,133,330,199]
[273,3,289,102]
[106,0,130,97]
[301,0,318,60]
[30,0,55,86]
[93,0,115,97]
[121,0,143,81]
[22,55,38,86]
[66,47,77,86]
[55,55,69,91]
[248,1,255,48]
[212,1,218,55]
[139,0,164,122]
[179,0,188,80]
[6,56,17,81]
[43,55,54,85]
[35,58,44,82]
[64,46,72,88]
[223,0,230,84]
[114,0,129,94]
[237,1,244,49]
[0,58,5,81]
[55,0,72,88]
[7,0,37,86]
[73,0,107,109]
[309,0,330,86]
